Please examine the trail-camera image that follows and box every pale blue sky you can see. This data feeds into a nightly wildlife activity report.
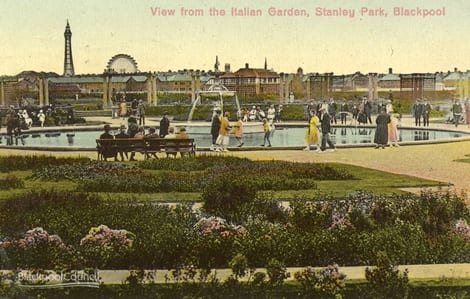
[2,0,470,75]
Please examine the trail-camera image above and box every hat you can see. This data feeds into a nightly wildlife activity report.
[179,127,186,132]
[163,111,169,115]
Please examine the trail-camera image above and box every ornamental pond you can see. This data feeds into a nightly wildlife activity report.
[1,125,469,150]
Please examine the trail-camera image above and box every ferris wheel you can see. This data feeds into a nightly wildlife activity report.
[106,54,139,73]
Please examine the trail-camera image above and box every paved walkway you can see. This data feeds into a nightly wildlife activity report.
[1,115,469,195]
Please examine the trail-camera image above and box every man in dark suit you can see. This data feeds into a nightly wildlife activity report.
[319,108,336,152]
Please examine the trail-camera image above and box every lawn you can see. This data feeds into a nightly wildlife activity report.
[0,158,445,201]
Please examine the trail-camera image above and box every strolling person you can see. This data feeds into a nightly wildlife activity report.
[37,109,46,127]
[137,100,146,126]
[267,104,276,123]
[233,116,244,147]
[5,113,15,145]
[210,109,221,150]
[412,99,423,127]
[328,98,338,124]
[304,109,320,151]
[465,98,470,128]
[388,113,400,147]
[318,108,336,152]
[452,99,463,127]
[422,99,431,127]
[216,112,231,152]
[119,99,127,120]
[356,99,368,125]
[339,100,348,125]
[261,118,272,147]
[159,111,170,138]
[364,99,373,124]
[374,108,391,149]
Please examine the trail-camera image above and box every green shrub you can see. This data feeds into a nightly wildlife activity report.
[294,264,347,298]
[276,104,305,121]
[30,161,141,182]
[364,251,409,299]
[201,167,257,220]
[266,258,290,286]
[77,171,202,193]
[0,227,79,269]
[0,190,198,269]
[0,175,24,190]
[229,253,249,279]
[0,155,90,172]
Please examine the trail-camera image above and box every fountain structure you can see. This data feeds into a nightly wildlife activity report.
[184,81,264,134]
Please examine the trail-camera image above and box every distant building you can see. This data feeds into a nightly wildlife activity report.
[219,63,280,97]
[378,68,400,90]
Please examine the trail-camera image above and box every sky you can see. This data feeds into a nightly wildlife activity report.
[2,0,470,76]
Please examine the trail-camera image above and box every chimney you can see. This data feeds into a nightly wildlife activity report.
[245,63,249,69]
[454,67,458,72]
[225,63,231,72]
[388,67,393,74]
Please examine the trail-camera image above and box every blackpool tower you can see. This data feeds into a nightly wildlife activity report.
[63,20,75,76]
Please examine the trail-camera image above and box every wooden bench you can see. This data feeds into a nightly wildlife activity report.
[96,138,196,160]
[160,138,196,158]
[96,138,146,161]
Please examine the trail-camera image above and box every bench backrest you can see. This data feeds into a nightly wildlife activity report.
[163,138,195,153]
[96,138,195,155]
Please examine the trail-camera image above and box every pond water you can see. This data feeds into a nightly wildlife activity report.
[2,126,469,149]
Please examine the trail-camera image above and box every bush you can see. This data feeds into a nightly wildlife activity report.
[30,161,141,182]
[266,258,290,286]
[0,227,78,269]
[0,155,90,172]
[77,171,202,193]
[0,175,24,190]
[364,251,409,299]
[201,167,257,221]
[294,264,347,298]
[80,225,135,268]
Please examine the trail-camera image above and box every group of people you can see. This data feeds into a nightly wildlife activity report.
[99,111,188,161]
[119,98,146,126]
[306,97,377,126]
[304,108,336,152]
[240,104,282,123]
[412,98,432,127]
[373,108,401,149]
[304,99,403,151]
[2,108,46,145]
[210,106,278,151]
[210,109,243,152]
[449,98,470,128]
